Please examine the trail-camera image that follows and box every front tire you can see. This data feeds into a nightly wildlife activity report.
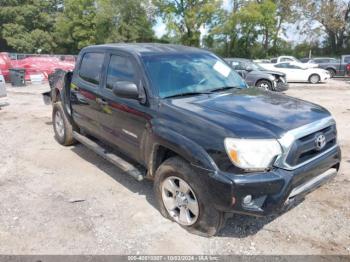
[154,157,225,237]
[52,102,75,146]
[327,68,336,78]
[256,80,273,91]
[309,74,320,84]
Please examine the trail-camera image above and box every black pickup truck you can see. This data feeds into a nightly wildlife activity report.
[47,43,341,236]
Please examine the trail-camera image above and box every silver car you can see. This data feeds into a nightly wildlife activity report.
[225,58,288,92]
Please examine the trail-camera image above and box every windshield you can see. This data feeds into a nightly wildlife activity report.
[250,61,265,71]
[142,53,247,98]
[294,58,302,63]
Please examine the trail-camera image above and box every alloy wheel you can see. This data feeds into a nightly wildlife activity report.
[161,176,199,226]
[54,110,65,138]
[259,82,270,90]
[310,75,320,84]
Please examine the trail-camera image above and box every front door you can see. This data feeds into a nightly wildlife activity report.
[98,53,150,163]
[70,52,106,137]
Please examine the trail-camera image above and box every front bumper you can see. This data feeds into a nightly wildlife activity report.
[192,145,341,216]
[274,80,289,91]
[321,73,331,82]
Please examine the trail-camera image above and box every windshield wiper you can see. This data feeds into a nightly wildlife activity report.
[164,91,212,99]
[209,86,239,93]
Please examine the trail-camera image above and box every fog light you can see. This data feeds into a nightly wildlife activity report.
[242,195,252,205]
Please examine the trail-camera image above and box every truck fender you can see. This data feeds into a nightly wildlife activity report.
[51,71,77,128]
[147,126,218,176]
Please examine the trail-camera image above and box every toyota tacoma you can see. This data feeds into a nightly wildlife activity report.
[47,44,341,236]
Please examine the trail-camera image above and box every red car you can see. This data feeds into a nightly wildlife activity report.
[0,52,12,82]
[0,52,75,82]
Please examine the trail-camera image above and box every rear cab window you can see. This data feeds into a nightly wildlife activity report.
[344,56,350,64]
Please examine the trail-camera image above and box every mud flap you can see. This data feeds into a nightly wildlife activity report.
[42,91,51,105]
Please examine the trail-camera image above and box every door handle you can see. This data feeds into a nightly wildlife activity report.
[96,98,108,106]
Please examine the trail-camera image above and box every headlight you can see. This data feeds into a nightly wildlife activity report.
[224,138,282,171]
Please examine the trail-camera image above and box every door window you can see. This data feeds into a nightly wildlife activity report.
[280,57,293,62]
[234,61,246,70]
[275,63,289,68]
[79,52,105,85]
[106,55,137,89]
[228,61,240,69]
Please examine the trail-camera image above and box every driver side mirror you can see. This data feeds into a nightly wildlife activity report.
[112,81,139,100]
[245,66,253,72]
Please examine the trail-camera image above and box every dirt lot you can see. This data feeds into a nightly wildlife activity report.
[0,79,349,255]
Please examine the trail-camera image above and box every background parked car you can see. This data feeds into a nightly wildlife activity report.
[0,52,12,82]
[225,58,288,91]
[260,62,330,84]
[0,70,6,98]
[268,56,319,68]
[300,58,311,63]
[0,70,7,108]
[306,55,350,77]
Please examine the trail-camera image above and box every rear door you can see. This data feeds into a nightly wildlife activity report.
[98,52,150,163]
[70,52,106,137]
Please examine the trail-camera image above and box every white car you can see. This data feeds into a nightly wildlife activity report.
[260,62,330,84]
[0,72,6,98]
[0,71,9,109]
[259,56,319,69]
[274,56,319,67]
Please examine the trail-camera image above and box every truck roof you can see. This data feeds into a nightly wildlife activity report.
[81,43,210,56]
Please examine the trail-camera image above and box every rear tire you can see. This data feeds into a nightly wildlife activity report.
[52,102,75,146]
[154,157,225,237]
[256,80,273,91]
[309,74,320,84]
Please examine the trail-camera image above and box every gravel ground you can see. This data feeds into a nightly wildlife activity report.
[0,79,349,255]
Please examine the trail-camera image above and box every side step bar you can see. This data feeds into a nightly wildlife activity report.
[73,131,144,181]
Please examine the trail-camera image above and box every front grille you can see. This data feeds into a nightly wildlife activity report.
[285,125,337,166]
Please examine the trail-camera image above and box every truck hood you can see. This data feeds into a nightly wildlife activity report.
[165,88,330,138]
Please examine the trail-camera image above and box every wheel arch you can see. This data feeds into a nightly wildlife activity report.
[325,67,336,72]
[51,87,61,103]
[151,145,179,177]
[147,127,218,177]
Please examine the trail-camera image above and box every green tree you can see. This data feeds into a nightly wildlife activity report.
[54,0,98,53]
[0,0,62,52]
[208,0,278,58]
[153,0,222,47]
[298,0,350,54]
[96,0,155,43]
[271,0,297,53]
[55,0,155,54]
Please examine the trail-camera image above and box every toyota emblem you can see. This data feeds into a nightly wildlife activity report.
[315,133,326,151]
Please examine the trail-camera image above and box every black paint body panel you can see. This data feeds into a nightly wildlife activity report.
[54,43,341,216]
